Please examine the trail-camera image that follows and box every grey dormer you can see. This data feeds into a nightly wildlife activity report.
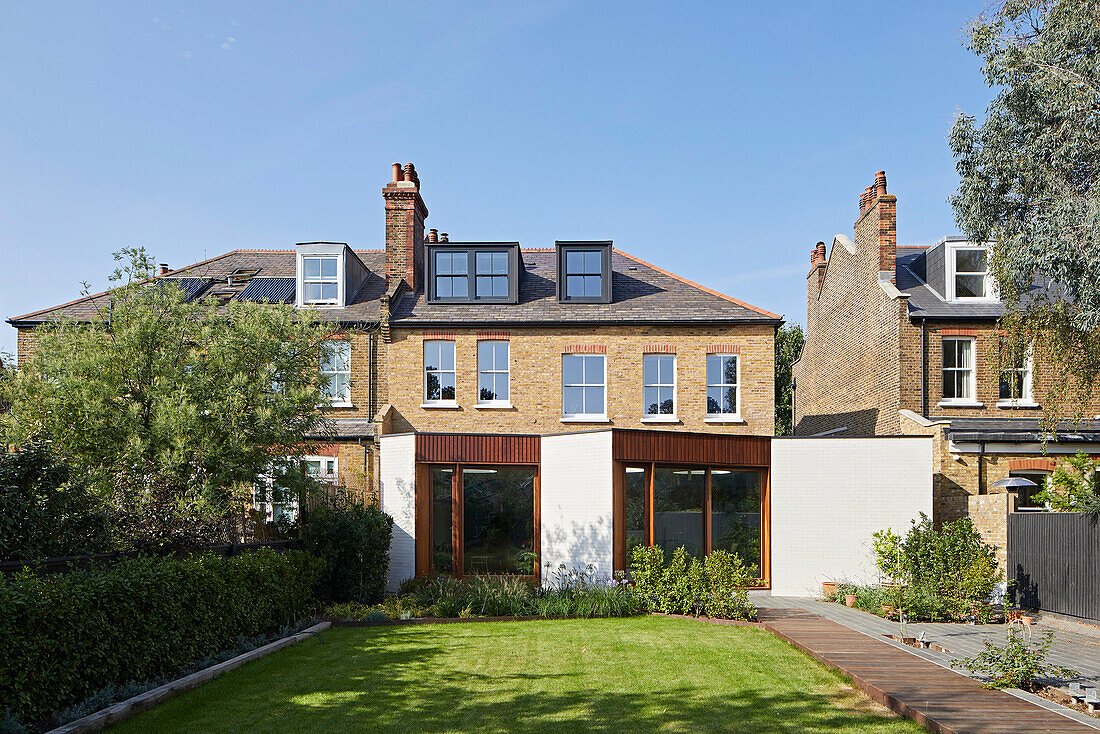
[295,242,369,309]
[556,241,613,304]
[424,242,523,304]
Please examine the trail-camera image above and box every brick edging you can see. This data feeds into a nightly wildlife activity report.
[45,621,331,734]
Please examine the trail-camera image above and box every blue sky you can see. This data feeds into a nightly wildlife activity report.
[0,1,993,356]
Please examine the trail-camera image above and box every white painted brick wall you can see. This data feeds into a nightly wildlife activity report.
[380,433,416,592]
[540,431,614,582]
[769,437,932,596]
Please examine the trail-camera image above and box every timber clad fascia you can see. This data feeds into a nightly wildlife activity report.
[414,433,541,464]
[611,429,770,466]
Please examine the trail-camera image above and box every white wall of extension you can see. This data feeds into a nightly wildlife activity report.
[539,431,615,580]
[380,433,416,591]
[768,437,933,596]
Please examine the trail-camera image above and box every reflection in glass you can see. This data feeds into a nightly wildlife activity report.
[463,467,536,575]
[625,467,646,557]
[431,468,453,572]
[710,470,762,575]
[653,467,705,558]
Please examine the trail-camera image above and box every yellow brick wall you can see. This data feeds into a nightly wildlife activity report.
[382,324,775,436]
[15,327,39,366]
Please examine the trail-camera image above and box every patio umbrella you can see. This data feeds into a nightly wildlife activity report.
[990,477,1039,489]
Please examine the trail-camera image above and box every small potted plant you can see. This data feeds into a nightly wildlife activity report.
[844,592,858,608]
[822,580,838,598]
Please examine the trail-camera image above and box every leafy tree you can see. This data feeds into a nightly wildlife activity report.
[1032,451,1100,512]
[774,324,804,435]
[0,248,341,548]
[950,0,1100,420]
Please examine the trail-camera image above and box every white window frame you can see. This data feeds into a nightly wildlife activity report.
[947,243,996,302]
[476,340,511,408]
[998,349,1036,408]
[301,254,341,306]
[302,455,339,481]
[320,340,351,406]
[641,353,678,423]
[561,353,607,422]
[705,353,742,422]
[939,337,980,407]
[423,340,458,408]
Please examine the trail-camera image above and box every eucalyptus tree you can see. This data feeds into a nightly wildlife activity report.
[951,0,1100,419]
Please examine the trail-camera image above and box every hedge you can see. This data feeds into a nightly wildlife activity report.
[301,492,393,604]
[0,548,323,725]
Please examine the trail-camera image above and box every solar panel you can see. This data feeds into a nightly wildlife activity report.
[238,277,296,303]
[156,277,211,301]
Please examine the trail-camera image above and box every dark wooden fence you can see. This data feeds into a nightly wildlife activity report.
[0,539,300,576]
[1007,511,1100,620]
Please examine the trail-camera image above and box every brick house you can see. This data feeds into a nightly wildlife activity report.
[9,163,790,587]
[792,171,1100,563]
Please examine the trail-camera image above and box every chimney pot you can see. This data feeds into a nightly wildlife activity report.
[440,232,449,242]
[428,228,439,243]
[159,263,169,275]
[875,171,887,199]
[404,163,419,190]
[392,163,404,182]
[816,242,826,260]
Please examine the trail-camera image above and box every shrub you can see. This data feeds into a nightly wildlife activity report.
[0,548,322,725]
[952,628,1079,690]
[0,443,111,561]
[300,489,393,604]
[629,545,756,621]
[871,514,1000,620]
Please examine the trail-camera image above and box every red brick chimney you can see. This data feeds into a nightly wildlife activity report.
[383,162,428,291]
[854,170,897,283]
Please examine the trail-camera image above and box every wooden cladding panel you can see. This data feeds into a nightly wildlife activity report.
[612,430,770,466]
[415,433,540,464]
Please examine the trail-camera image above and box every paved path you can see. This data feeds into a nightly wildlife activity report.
[752,602,1100,733]
[754,595,1100,687]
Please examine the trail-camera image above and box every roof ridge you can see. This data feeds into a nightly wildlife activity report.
[615,249,782,320]
[7,250,243,324]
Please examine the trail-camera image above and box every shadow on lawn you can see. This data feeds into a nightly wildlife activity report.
[271,626,911,734]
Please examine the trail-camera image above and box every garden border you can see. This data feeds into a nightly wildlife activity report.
[45,621,330,734]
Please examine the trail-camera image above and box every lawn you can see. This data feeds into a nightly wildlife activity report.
[112,617,925,734]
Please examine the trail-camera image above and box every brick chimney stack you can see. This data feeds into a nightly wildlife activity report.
[854,170,897,284]
[383,162,428,292]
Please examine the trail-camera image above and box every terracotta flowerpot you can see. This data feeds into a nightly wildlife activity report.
[822,581,838,598]
[844,594,857,607]
[1022,615,1037,625]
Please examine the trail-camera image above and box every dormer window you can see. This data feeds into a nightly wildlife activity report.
[303,256,339,304]
[949,245,993,300]
[426,243,520,303]
[556,241,612,303]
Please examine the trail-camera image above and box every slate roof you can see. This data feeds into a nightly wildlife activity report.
[895,245,1005,320]
[945,417,1100,444]
[8,248,780,327]
[308,418,376,439]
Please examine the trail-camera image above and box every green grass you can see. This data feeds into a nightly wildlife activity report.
[111,617,925,734]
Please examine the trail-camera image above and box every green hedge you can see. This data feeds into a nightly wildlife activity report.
[0,548,322,725]
[301,491,393,604]
[630,545,757,621]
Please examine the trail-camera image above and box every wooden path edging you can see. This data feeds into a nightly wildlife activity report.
[45,621,330,734]
[758,609,1098,734]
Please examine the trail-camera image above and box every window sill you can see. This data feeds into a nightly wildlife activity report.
[327,402,354,409]
[475,402,514,410]
[704,416,745,424]
[998,400,1039,409]
[560,416,611,424]
[420,402,461,410]
[937,401,985,408]
[641,416,681,424]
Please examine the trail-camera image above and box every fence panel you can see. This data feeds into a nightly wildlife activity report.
[0,539,300,576]
[1008,512,1100,620]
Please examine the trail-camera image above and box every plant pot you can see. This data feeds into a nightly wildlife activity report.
[822,581,838,598]
[844,594,857,607]
[1022,615,1037,625]
[881,604,896,617]
[1005,609,1023,622]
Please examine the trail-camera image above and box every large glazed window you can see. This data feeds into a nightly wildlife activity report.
[710,470,762,574]
[424,340,456,404]
[431,467,454,573]
[617,465,766,582]
[320,341,351,404]
[653,467,705,559]
[477,340,510,404]
[462,467,536,575]
[562,354,606,419]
